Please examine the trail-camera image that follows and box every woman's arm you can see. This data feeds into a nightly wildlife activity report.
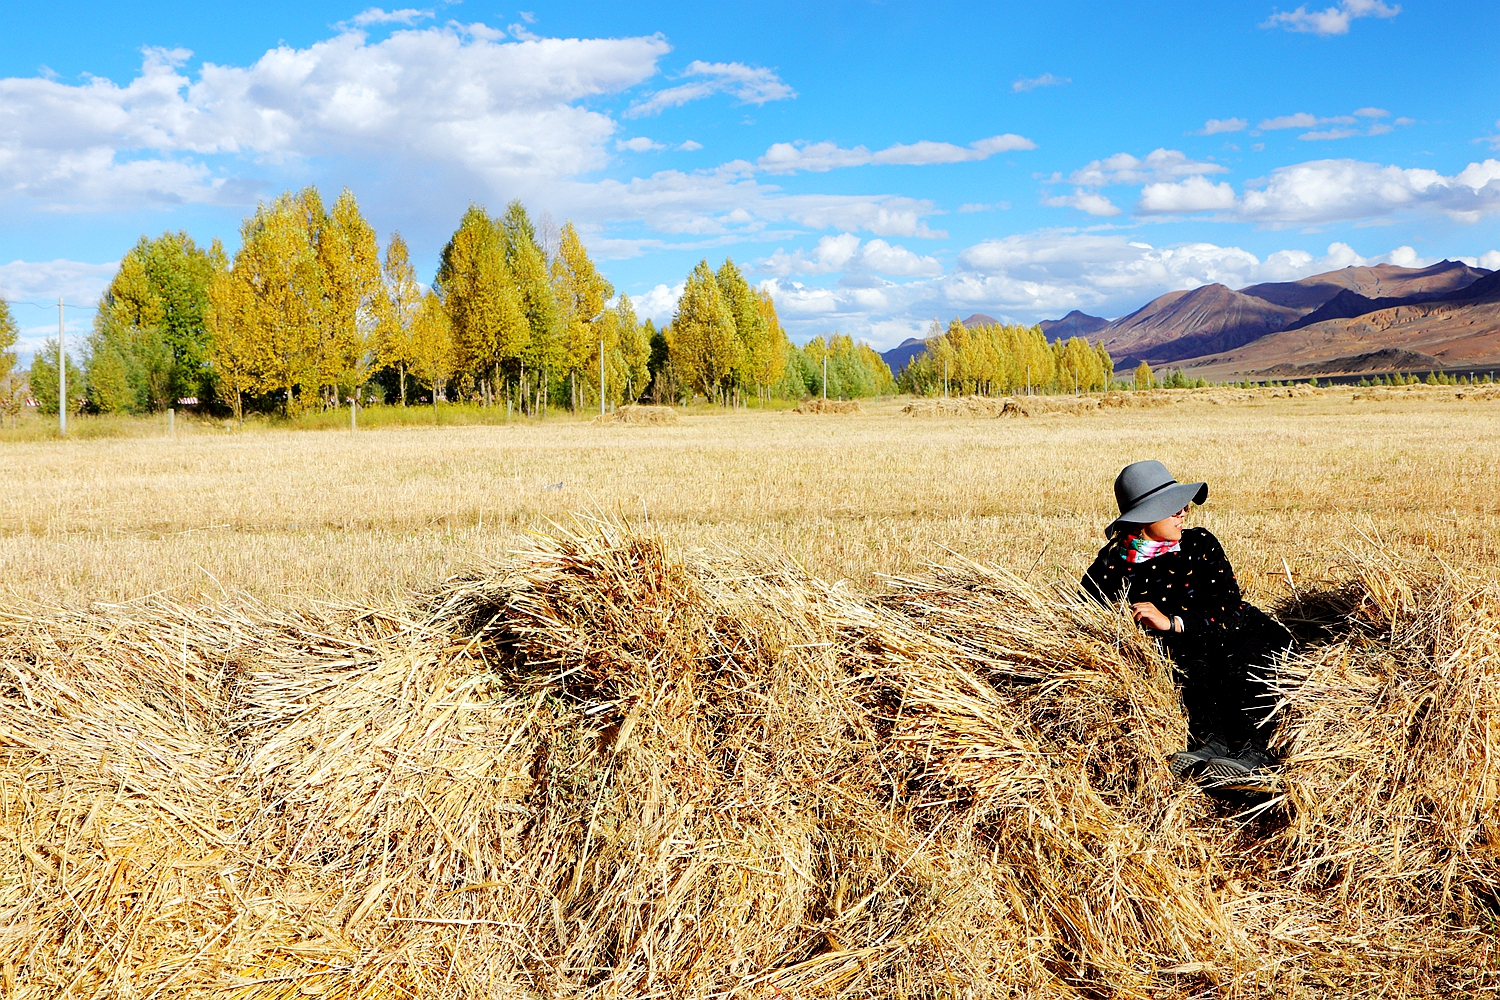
[1177,529,1243,633]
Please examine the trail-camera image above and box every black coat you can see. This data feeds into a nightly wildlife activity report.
[1081,527,1292,744]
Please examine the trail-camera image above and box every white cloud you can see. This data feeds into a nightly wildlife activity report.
[677,139,703,151]
[1259,112,1353,130]
[756,134,1035,174]
[958,201,1008,212]
[625,60,794,118]
[1041,190,1121,216]
[617,136,664,152]
[0,28,673,211]
[633,281,685,323]
[758,234,941,278]
[1258,109,1411,141]
[348,7,434,27]
[1480,250,1500,270]
[1262,0,1400,35]
[1058,148,1227,187]
[1200,118,1248,135]
[1012,72,1070,93]
[1354,107,1389,118]
[1138,176,1237,213]
[1135,158,1500,226]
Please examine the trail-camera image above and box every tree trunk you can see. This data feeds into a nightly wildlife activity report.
[399,363,407,406]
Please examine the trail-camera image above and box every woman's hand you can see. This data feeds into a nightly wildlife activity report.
[1131,601,1173,631]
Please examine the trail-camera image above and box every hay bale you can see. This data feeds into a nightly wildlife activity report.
[2,526,1496,996]
[593,403,678,424]
[793,398,862,414]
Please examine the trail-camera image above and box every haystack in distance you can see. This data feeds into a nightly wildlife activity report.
[592,403,678,424]
[3,525,1496,997]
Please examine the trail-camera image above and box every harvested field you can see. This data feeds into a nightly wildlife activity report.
[793,398,862,414]
[592,404,679,425]
[3,523,1496,997]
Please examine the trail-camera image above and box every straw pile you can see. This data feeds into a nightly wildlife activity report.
[793,399,862,414]
[2,524,1496,997]
[592,404,679,424]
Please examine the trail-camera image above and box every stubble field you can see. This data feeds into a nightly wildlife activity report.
[7,386,1500,998]
[6,387,1500,608]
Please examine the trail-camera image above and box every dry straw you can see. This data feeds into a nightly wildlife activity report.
[1,521,1496,996]
[591,404,679,425]
[793,400,862,414]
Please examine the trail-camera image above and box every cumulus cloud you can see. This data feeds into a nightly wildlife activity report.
[348,7,433,27]
[625,60,794,118]
[1041,190,1121,216]
[0,28,673,211]
[757,234,941,278]
[1056,149,1227,187]
[1157,157,1500,226]
[1262,0,1400,35]
[759,233,1448,349]
[1481,250,1500,270]
[1200,118,1248,135]
[616,136,664,152]
[1012,72,1070,93]
[677,139,703,151]
[633,281,686,323]
[756,134,1035,174]
[1138,176,1237,213]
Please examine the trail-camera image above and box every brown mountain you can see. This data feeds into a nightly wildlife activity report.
[1099,260,1492,367]
[1181,271,1500,378]
[1098,284,1302,363]
[1240,260,1489,311]
[1039,310,1108,341]
[961,313,1000,327]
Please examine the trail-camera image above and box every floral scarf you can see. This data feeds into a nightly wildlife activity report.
[1117,530,1181,564]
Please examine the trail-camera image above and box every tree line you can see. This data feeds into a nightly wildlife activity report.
[896,318,1115,396]
[11,187,902,420]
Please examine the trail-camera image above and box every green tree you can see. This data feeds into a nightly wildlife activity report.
[0,298,22,426]
[29,339,84,416]
[500,201,559,411]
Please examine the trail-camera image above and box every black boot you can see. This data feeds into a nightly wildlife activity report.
[1168,734,1231,779]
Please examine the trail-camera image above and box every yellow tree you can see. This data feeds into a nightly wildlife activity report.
[551,222,614,410]
[1134,361,1154,390]
[437,206,527,403]
[316,189,382,406]
[714,258,766,403]
[499,201,558,410]
[750,290,789,403]
[0,297,21,427]
[202,239,259,423]
[373,233,422,405]
[1094,342,1115,388]
[671,260,741,403]
[614,293,650,404]
[231,189,325,414]
[408,291,456,412]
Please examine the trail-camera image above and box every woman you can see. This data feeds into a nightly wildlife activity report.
[1081,460,1292,781]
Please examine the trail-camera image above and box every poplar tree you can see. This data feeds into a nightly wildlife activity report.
[500,201,558,410]
[714,258,767,402]
[750,289,790,403]
[233,188,326,414]
[317,189,382,405]
[373,233,422,405]
[671,260,741,402]
[0,298,20,426]
[206,241,259,424]
[408,291,456,411]
[615,294,649,403]
[551,222,613,409]
[1134,361,1154,390]
[436,206,527,402]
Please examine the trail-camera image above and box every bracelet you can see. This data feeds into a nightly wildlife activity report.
[1172,616,1184,633]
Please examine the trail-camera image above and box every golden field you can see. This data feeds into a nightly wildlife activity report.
[4,385,1500,608]
[6,385,1500,997]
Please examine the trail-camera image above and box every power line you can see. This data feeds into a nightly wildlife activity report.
[6,299,98,311]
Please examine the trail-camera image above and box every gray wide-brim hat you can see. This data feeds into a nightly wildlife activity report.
[1105,460,1208,536]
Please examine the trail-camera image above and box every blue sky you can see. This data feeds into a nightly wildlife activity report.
[2,0,1498,357]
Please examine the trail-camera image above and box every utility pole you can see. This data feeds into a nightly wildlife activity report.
[944,360,949,399]
[350,397,356,432]
[600,339,606,416]
[58,298,66,437]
